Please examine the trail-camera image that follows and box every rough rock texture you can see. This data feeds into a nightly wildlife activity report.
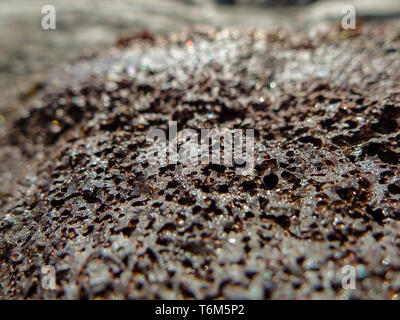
[0,24,400,299]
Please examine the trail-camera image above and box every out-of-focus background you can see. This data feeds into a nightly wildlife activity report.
[1,0,400,92]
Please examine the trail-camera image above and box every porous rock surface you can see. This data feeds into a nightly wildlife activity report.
[0,24,400,299]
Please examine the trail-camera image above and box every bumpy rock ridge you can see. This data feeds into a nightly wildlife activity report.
[0,25,400,299]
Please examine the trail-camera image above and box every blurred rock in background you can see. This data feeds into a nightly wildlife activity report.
[0,0,399,94]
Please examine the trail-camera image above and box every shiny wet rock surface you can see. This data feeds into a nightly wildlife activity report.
[0,25,400,299]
